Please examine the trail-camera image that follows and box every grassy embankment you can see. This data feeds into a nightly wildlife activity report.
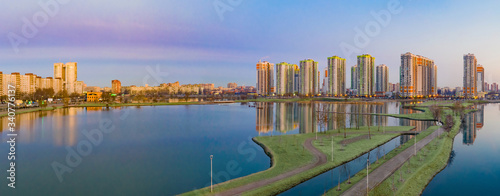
[0,106,64,117]
[327,102,471,195]
[182,126,414,196]
[369,115,461,196]
[241,126,415,196]
[324,126,439,196]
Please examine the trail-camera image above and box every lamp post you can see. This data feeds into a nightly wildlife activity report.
[210,155,213,193]
[366,158,369,195]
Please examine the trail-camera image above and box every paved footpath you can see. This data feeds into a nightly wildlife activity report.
[216,137,327,196]
[341,128,445,196]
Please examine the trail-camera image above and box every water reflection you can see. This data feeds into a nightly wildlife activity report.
[0,108,85,147]
[462,105,484,145]
[256,102,274,134]
[257,102,435,136]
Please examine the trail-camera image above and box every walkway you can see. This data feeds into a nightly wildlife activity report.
[341,128,445,196]
[216,137,327,196]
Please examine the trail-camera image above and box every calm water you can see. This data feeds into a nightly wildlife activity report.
[0,102,428,195]
[423,104,500,195]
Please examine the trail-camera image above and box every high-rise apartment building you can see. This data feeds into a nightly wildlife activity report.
[275,62,295,96]
[327,56,346,96]
[53,62,83,94]
[356,54,375,96]
[400,52,437,97]
[112,80,122,94]
[351,65,358,90]
[476,65,485,93]
[463,53,477,98]
[256,60,275,96]
[376,64,389,93]
[299,59,319,96]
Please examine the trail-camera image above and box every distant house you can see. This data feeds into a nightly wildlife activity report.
[86,92,103,102]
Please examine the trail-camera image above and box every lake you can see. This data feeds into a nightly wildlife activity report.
[0,101,464,195]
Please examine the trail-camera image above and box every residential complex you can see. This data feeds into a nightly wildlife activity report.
[376,64,389,94]
[275,62,297,96]
[400,53,437,97]
[256,60,275,96]
[327,56,346,96]
[299,59,319,96]
[356,54,375,96]
[0,63,85,97]
[54,62,83,94]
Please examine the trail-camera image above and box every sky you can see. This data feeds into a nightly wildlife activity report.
[1,0,499,88]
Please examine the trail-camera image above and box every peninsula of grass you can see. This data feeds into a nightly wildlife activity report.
[241,126,415,196]
[325,126,437,196]
[182,126,414,196]
[369,116,461,196]
[374,107,435,121]
[0,106,64,117]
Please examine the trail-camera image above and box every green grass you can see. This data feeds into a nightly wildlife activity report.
[242,126,415,196]
[369,116,461,196]
[183,126,414,196]
[325,127,436,196]
[0,106,64,117]
[374,107,435,121]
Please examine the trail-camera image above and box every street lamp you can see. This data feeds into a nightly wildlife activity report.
[210,155,213,193]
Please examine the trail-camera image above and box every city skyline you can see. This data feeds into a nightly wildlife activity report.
[2,1,500,87]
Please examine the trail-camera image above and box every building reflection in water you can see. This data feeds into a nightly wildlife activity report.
[257,102,396,135]
[275,103,298,134]
[398,104,434,145]
[299,103,317,134]
[463,105,484,146]
[256,102,274,135]
[0,108,82,146]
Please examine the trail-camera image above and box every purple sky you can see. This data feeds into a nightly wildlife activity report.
[1,0,500,88]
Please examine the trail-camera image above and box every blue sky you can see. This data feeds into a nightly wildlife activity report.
[1,0,499,88]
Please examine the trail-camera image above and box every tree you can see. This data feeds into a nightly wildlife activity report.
[430,105,442,121]
[55,89,69,99]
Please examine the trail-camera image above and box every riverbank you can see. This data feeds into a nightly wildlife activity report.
[183,126,415,196]
[0,106,64,117]
[369,115,461,196]
[328,103,471,195]
[325,126,438,196]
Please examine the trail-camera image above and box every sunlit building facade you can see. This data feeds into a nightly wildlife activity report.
[327,56,346,96]
[463,53,477,98]
[356,54,375,96]
[275,62,296,96]
[112,80,122,94]
[256,60,275,96]
[400,52,437,97]
[375,64,389,94]
[299,59,319,96]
